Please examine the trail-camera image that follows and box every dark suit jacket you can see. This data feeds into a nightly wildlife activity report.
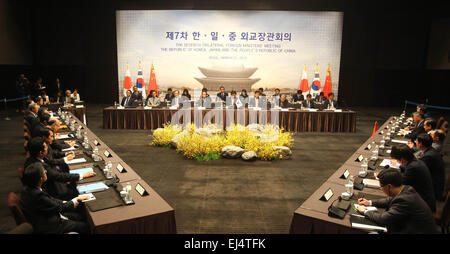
[19,186,76,234]
[315,96,326,104]
[216,92,228,102]
[121,96,133,106]
[52,138,70,150]
[131,91,143,105]
[249,96,267,108]
[323,99,338,108]
[279,99,291,108]
[302,99,315,109]
[400,159,436,212]
[164,93,173,101]
[25,111,40,130]
[196,97,212,108]
[418,147,445,201]
[365,185,438,234]
[293,94,304,102]
[24,157,79,200]
[31,123,47,138]
[406,120,425,141]
[64,96,75,104]
[45,141,67,167]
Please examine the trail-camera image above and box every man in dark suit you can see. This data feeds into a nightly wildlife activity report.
[216,86,228,102]
[423,118,437,134]
[415,133,445,201]
[405,111,425,141]
[279,95,291,108]
[293,90,304,102]
[121,90,133,106]
[19,162,90,234]
[249,91,267,108]
[48,119,74,150]
[31,113,51,138]
[302,94,314,109]
[390,144,436,212]
[356,168,438,234]
[131,86,143,106]
[315,92,326,104]
[196,91,212,108]
[25,103,41,130]
[323,92,338,109]
[164,88,173,102]
[25,137,95,201]
[64,90,75,105]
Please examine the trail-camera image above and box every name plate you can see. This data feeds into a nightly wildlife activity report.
[135,183,149,196]
[281,108,289,112]
[340,169,350,179]
[197,107,206,110]
[93,139,100,146]
[103,150,112,158]
[320,188,334,201]
[76,105,84,108]
[117,106,125,109]
[144,106,152,109]
[365,144,372,150]
[355,154,364,162]
[169,106,178,110]
[116,163,127,173]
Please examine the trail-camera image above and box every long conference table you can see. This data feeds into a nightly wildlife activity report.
[58,110,176,234]
[103,106,356,132]
[289,115,408,234]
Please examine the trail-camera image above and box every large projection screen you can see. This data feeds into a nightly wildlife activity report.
[116,10,343,99]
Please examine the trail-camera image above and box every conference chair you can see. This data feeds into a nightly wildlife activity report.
[434,190,450,234]
[7,192,27,226]
[4,222,33,234]
[441,121,448,134]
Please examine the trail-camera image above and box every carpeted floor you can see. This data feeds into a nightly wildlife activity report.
[1,104,449,233]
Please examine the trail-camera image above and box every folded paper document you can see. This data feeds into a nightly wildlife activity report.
[77,182,108,194]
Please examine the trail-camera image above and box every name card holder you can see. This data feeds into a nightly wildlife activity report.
[93,140,101,146]
[364,144,372,150]
[103,150,112,158]
[135,183,149,196]
[320,188,334,201]
[116,163,127,173]
[340,169,350,179]
[355,154,364,162]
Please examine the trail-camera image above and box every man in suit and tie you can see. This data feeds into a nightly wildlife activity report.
[415,133,445,201]
[25,103,41,130]
[121,90,133,106]
[293,90,304,103]
[25,137,95,201]
[64,90,75,105]
[302,94,314,109]
[356,168,438,234]
[271,88,281,106]
[19,162,91,234]
[196,91,212,108]
[405,112,426,141]
[226,91,239,108]
[315,92,326,104]
[216,86,228,102]
[279,95,291,108]
[390,144,436,212]
[323,92,338,109]
[131,86,143,106]
[164,88,173,102]
[249,91,267,108]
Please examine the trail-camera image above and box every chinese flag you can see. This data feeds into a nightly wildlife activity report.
[371,121,378,139]
[299,65,309,93]
[323,65,332,98]
[147,64,158,96]
[123,64,132,96]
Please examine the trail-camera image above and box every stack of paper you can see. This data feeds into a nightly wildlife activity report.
[70,167,94,175]
[391,139,408,144]
[354,204,378,212]
[56,134,71,140]
[379,159,400,169]
[77,182,108,194]
[81,192,96,202]
[363,179,381,188]
[62,146,78,152]
[64,157,87,165]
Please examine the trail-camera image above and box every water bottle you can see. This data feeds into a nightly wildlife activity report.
[379,139,386,156]
[105,161,113,179]
[125,182,132,202]
[345,176,354,196]
[58,107,62,116]
[385,133,391,146]
[359,158,368,177]
[92,147,100,161]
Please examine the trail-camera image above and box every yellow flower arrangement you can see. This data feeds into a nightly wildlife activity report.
[151,123,293,161]
[151,123,182,146]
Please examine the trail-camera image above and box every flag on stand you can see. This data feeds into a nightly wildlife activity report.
[371,121,378,139]
[123,64,132,97]
[323,64,332,98]
[311,64,321,97]
[136,62,146,99]
[299,65,309,93]
[147,64,158,97]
